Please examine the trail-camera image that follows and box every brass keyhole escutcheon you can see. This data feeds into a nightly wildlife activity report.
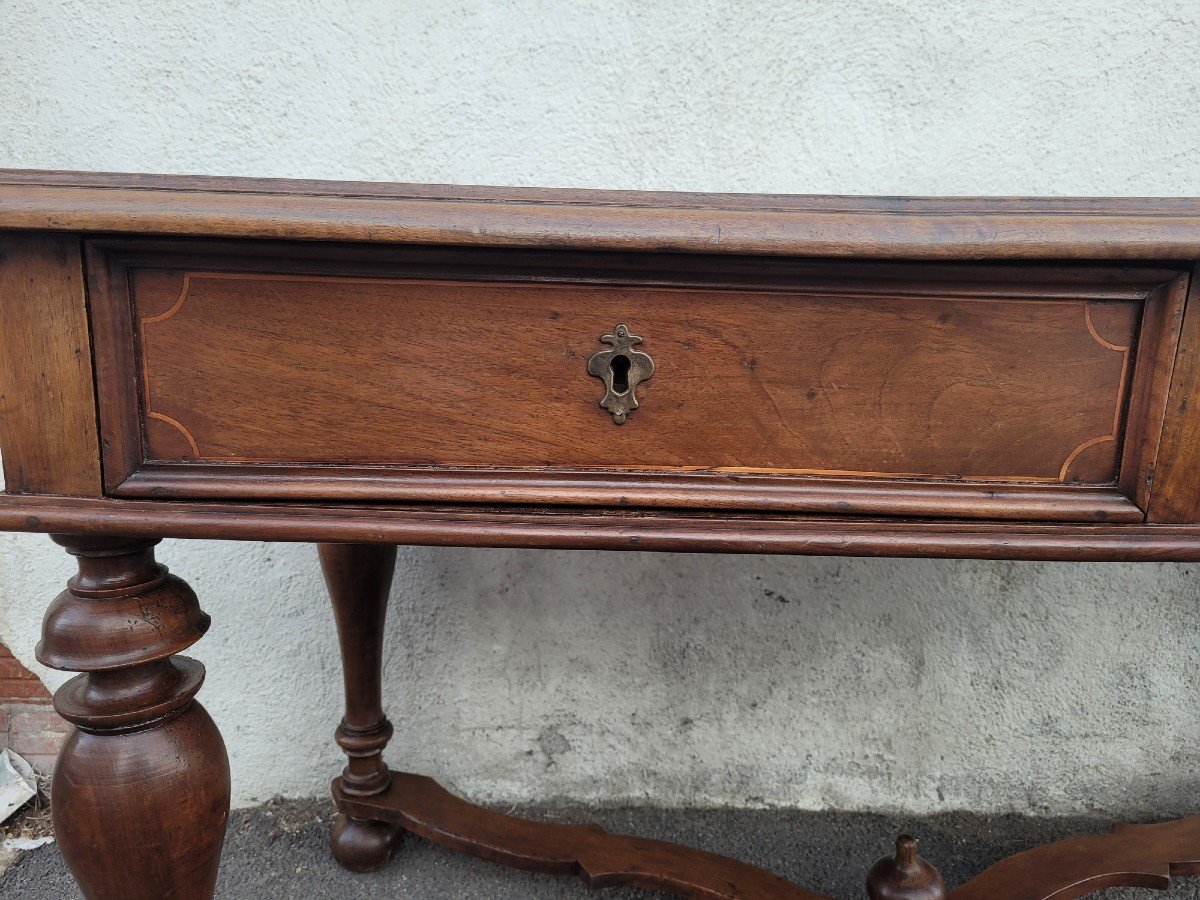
[587,324,654,424]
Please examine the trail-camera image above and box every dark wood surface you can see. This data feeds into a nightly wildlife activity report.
[948,814,1200,899]
[6,169,1200,259]
[867,836,945,900]
[82,237,1184,521]
[4,172,1200,898]
[1148,263,1200,522]
[112,466,1145,523]
[0,234,101,496]
[37,536,229,899]
[127,268,1136,479]
[335,772,827,899]
[14,494,1200,556]
[11,494,1200,556]
[1115,272,1191,511]
[14,494,1200,559]
[335,770,1200,900]
[320,543,406,873]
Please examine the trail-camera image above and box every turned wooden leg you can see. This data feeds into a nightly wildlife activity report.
[320,542,403,872]
[36,535,230,900]
[867,835,945,900]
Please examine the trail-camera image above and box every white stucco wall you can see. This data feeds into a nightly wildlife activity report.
[2,1,1200,814]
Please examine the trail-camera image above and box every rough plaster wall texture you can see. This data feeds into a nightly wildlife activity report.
[2,0,1200,814]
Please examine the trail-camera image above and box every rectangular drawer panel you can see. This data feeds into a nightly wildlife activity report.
[87,241,1186,521]
[134,271,1135,481]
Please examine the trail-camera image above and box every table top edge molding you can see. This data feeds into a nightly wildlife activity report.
[4,169,1200,259]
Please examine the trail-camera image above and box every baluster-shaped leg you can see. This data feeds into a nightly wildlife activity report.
[37,535,230,899]
[320,542,403,872]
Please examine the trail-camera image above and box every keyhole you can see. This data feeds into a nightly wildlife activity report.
[610,354,631,393]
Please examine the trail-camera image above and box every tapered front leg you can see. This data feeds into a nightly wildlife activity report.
[320,542,402,871]
[37,535,230,900]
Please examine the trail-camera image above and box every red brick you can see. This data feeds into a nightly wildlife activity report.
[10,733,67,757]
[7,705,68,763]
[0,658,40,680]
[9,706,67,730]
[4,700,66,758]
[0,643,52,705]
[0,680,52,702]
[0,646,63,773]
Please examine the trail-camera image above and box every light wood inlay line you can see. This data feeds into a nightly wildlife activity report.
[139,275,196,456]
[1058,435,1118,482]
[146,412,201,459]
[142,274,192,325]
[136,273,1136,484]
[1085,303,1132,352]
[1056,302,1135,482]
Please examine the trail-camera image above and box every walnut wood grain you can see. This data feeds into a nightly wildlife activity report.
[83,238,148,493]
[8,494,1200,560]
[83,238,1186,521]
[320,543,405,873]
[1148,263,1200,523]
[116,465,1144,523]
[335,771,829,899]
[127,272,1136,480]
[38,535,229,899]
[320,543,397,799]
[336,773,1200,900]
[1117,272,1191,510]
[0,234,101,496]
[5,170,1200,260]
[5,172,1200,900]
[868,836,946,900]
[947,814,1200,899]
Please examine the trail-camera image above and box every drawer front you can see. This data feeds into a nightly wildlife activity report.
[87,241,1187,521]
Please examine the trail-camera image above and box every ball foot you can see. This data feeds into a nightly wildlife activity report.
[331,813,402,873]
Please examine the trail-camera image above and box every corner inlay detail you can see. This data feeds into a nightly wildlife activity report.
[1056,302,1133,482]
[137,273,1136,484]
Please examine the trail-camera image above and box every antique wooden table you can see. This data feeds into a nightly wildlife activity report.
[3,170,1200,898]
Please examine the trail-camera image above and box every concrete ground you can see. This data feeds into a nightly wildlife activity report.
[2,800,1198,898]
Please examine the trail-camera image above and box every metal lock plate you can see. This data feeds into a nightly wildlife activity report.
[586,324,654,424]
